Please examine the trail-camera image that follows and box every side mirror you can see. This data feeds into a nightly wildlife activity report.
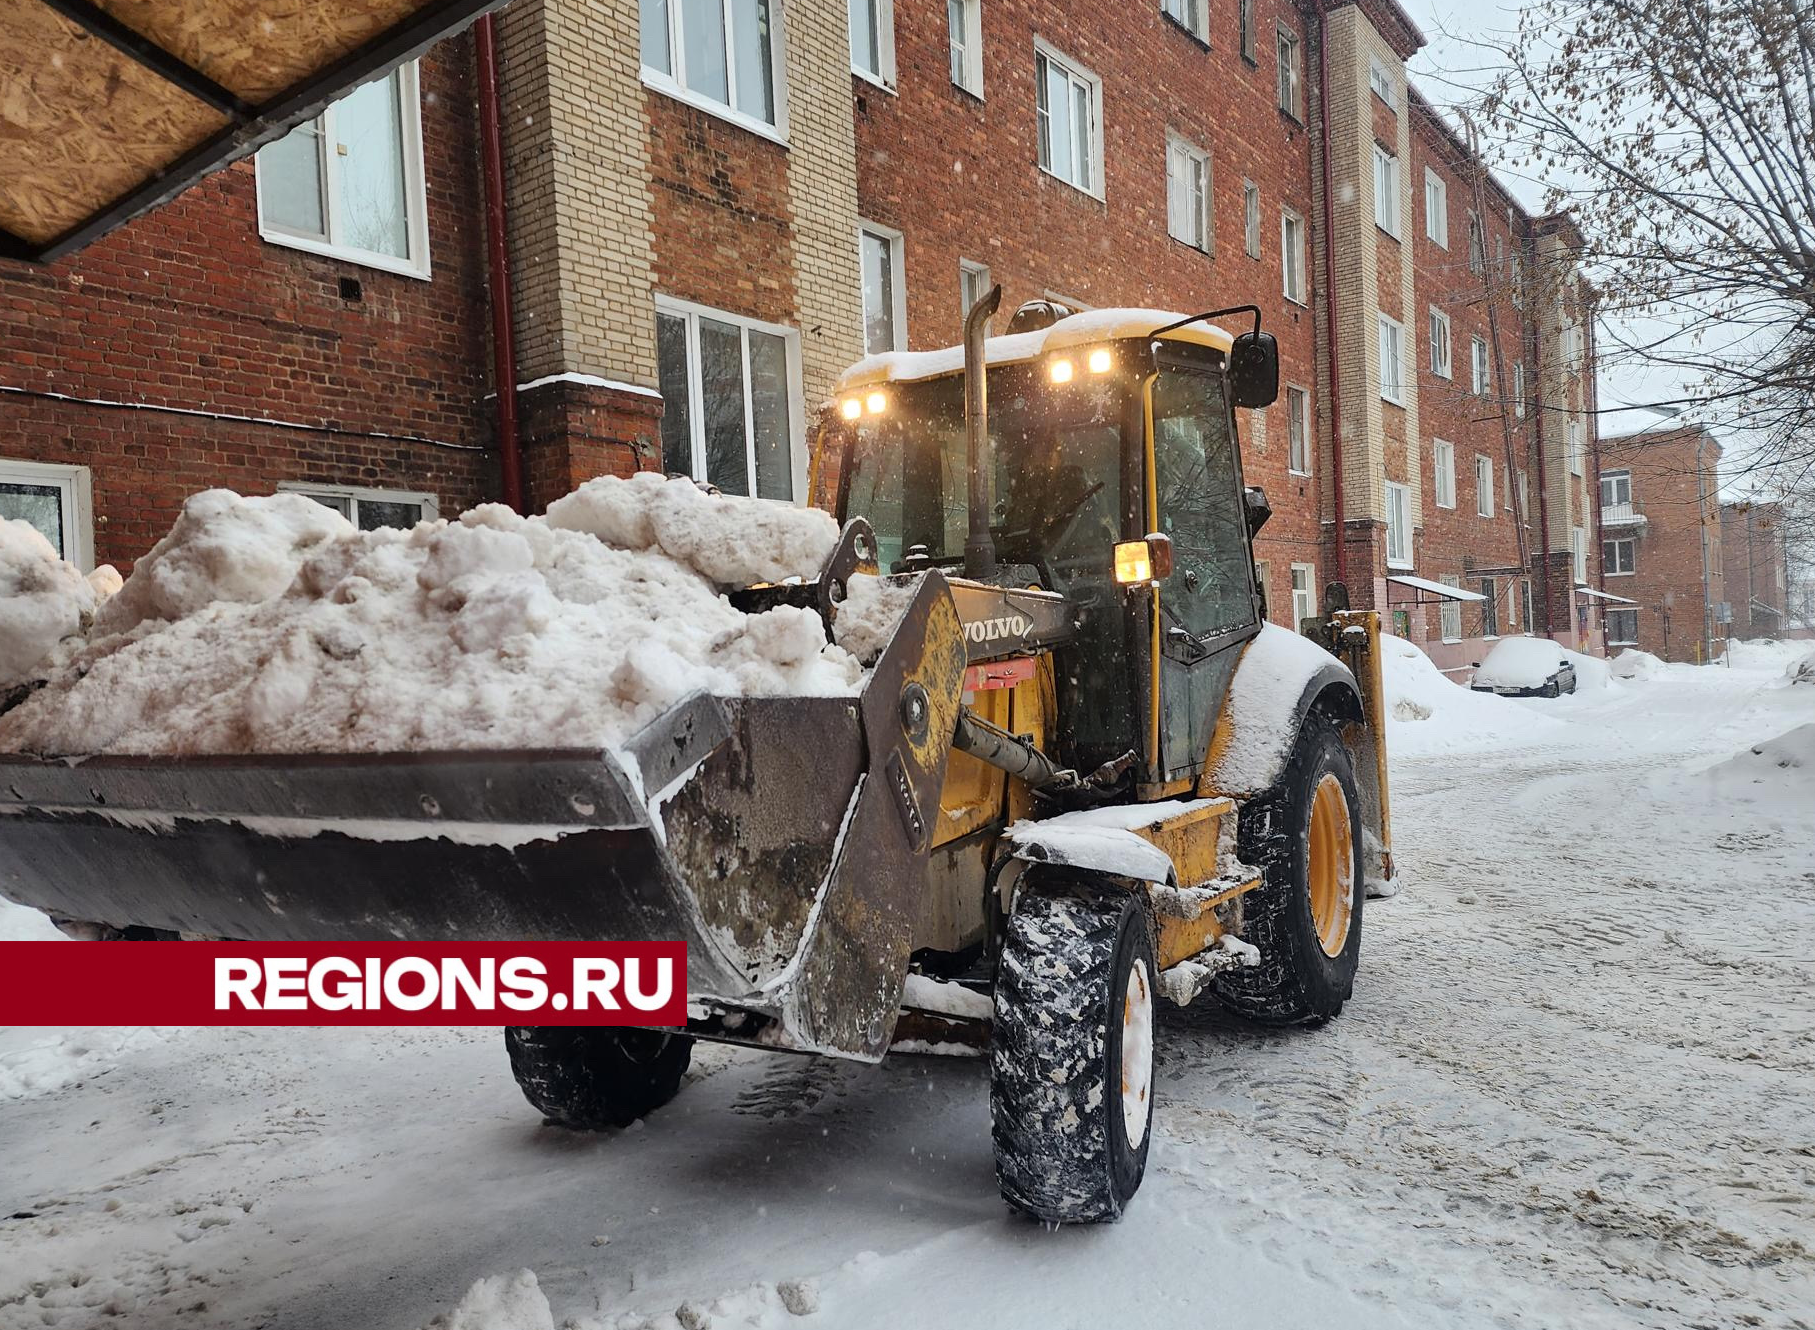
[1114,533,1175,585]
[1229,330,1280,408]
[1244,486,1271,538]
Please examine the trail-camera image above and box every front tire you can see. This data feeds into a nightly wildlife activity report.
[504,1027,694,1130]
[1212,711,1363,1025]
[990,877,1156,1223]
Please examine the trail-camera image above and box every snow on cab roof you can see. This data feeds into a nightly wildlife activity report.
[834,307,1237,392]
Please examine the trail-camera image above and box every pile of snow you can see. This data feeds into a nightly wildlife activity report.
[0,476,859,758]
[1473,636,1611,693]
[0,518,101,688]
[1722,637,1814,673]
[1610,648,1664,680]
[424,1270,554,1330]
[0,1028,163,1101]
[1698,724,1815,802]
[1379,634,1564,754]
[1782,650,1815,686]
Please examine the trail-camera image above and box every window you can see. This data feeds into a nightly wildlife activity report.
[1281,208,1307,303]
[1369,56,1397,108]
[655,299,802,500]
[281,482,438,530]
[849,0,894,85]
[1567,420,1584,476]
[1162,0,1206,40]
[1521,577,1535,630]
[1291,563,1318,629]
[1036,44,1102,195]
[1471,335,1490,395]
[1239,0,1257,61]
[1372,143,1400,237]
[1511,253,1524,308]
[1152,368,1258,640]
[1377,313,1404,405]
[1562,320,1585,369]
[1475,455,1494,517]
[1424,169,1448,247]
[1276,25,1301,119]
[1603,536,1636,575]
[0,458,92,568]
[1433,439,1455,508]
[1428,307,1451,377]
[1600,469,1632,508]
[1467,212,1486,274]
[1571,525,1586,582]
[959,258,991,318]
[1480,576,1499,636]
[1167,136,1212,251]
[1386,481,1413,567]
[1517,469,1529,524]
[256,63,430,277]
[947,0,983,95]
[1513,361,1526,417]
[859,223,906,354]
[1607,606,1638,645]
[640,0,784,134]
[1243,181,1261,258]
[1438,575,1462,640]
[1286,385,1310,474]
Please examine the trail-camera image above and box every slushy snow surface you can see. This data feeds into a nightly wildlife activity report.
[0,519,98,689]
[2,640,1814,1328]
[0,477,855,757]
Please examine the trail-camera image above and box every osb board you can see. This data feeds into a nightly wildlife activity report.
[96,0,427,105]
[0,3,228,245]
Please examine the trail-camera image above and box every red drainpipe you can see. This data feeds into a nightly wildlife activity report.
[476,13,524,513]
[1318,8,1346,590]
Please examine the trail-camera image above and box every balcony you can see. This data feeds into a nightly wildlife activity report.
[1600,500,1648,528]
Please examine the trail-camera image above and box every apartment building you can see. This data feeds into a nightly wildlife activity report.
[1719,500,1793,642]
[1595,424,1726,663]
[0,0,1594,656]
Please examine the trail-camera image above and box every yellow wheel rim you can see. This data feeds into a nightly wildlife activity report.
[1307,773,1354,958]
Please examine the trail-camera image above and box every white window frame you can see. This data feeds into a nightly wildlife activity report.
[1161,0,1207,40]
[1513,361,1526,417]
[1034,41,1104,198]
[1428,306,1451,378]
[1369,55,1397,109]
[1438,573,1463,641]
[255,61,432,279]
[858,220,908,355]
[1571,525,1587,582]
[1433,438,1455,509]
[1467,211,1486,274]
[1423,168,1448,247]
[1377,312,1405,405]
[1239,0,1257,62]
[1600,469,1632,508]
[850,0,897,88]
[1166,133,1212,252]
[1480,575,1499,637]
[1568,420,1585,476]
[0,457,94,570]
[1372,143,1400,238]
[639,0,791,143]
[1286,384,1310,475]
[947,0,984,96]
[1603,536,1636,576]
[1562,320,1585,370]
[1386,480,1414,568]
[1517,469,1530,526]
[1281,208,1307,305]
[277,481,440,528]
[1290,563,1318,629]
[1606,606,1638,646]
[1276,24,1302,120]
[1243,179,1261,258]
[1475,455,1494,518]
[1471,335,1490,395]
[959,258,992,319]
[653,294,808,501]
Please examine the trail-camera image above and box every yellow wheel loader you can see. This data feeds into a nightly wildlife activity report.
[0,290,1393,1225]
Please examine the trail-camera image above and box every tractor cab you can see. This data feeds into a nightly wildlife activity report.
[821,304,1281,791]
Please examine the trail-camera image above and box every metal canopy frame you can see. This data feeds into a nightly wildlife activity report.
[1,0,508,265]
[1384,573,1486,606]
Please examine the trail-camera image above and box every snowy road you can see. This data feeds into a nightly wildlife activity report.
[2,650,1812,1329]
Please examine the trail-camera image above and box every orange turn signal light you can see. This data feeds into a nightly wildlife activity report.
[1114,534,1175,585]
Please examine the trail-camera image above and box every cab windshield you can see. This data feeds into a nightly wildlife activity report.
[841,364,1130,593]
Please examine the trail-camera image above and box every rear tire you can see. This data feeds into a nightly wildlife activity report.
[990,877,1155,1223]
[504,1027,694,1130]
[1212,712,1363,1026]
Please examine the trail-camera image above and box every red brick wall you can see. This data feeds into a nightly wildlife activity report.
[0,39,494,569]
[853,0,1321,624]
[1599,429,1723,661]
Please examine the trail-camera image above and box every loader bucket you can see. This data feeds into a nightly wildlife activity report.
[0,572,968,1060]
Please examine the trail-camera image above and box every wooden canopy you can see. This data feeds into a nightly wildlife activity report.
[0,0,505,263]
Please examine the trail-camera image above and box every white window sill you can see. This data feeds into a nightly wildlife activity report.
[1376,223,1401,242]
[1287,467,1311,478]
[1387,558,1414,570]
[1606,570,1636,578]
[1477,510,1494,520]
[1038,163,1104,202]
[1441,636,1462,644]
[1435,499,1454,509]
[1170,234,1212,254]
[1432,369,1451,380]
[260,226,431,280]
[641,71,789,147]
[1381,394,1404,407]
[1283,291,1308,307]
[950,79,985,101]
[852,66,896,94]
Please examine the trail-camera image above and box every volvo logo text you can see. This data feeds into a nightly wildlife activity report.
[963,615,1031,644]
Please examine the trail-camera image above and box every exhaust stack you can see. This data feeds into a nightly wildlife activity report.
[963,284,1003,580]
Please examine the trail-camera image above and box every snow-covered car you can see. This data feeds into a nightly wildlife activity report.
[1471,637,1578,698]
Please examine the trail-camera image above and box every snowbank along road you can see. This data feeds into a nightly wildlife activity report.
[1,642,1812,1329]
